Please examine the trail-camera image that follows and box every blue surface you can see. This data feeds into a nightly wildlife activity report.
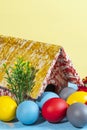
[0,115,87,130]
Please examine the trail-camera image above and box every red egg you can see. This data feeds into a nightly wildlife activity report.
[42,98,68,123]
[77,86,87,92]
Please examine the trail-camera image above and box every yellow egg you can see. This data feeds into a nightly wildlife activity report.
[0,96,17,121]
[66,91,87,105]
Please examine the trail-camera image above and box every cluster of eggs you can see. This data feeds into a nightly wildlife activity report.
[16,85,87,128]
[0,84,87,128]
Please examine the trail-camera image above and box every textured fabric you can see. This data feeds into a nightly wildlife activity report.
[0,35,83,99]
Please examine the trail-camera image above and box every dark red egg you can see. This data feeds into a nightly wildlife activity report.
[78,86,87,92]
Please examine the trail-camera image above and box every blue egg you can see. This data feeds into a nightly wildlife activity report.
[36,92,59,109]
[16,100,39,125]
[68,82,78,90]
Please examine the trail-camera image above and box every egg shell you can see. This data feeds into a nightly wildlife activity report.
[36,92,59,109]
[67,103,87,128]
[16,100,39,125]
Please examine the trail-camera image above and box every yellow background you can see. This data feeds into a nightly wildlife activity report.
[0,0,87,78]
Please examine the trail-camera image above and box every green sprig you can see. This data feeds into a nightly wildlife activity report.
[3,57,36,104]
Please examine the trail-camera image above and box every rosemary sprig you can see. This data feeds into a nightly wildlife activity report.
[3,57,36,104]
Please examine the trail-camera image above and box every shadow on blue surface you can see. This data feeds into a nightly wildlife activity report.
[0,115,87,130]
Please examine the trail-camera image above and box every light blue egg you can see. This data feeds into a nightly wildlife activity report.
[68,82,78,90]
[36,92,59,109]
[16,100,39,125]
